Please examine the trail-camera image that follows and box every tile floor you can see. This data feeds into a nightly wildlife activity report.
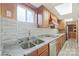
[58,40,79,56]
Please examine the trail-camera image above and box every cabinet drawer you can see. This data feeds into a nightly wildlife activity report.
[38,44,48,55]
[39,49,48,56]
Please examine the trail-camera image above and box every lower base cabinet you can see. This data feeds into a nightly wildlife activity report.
[39,49,48,56]
[27,44,49,56]
[56,34,66,55]
[27,50,38,56]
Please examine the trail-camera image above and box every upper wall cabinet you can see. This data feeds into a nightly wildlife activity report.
[51,15,58,25]
[37,6,50,28]
[51,14,58,28]
[37,5,58,28]
[58,20,66,32]
[0,4,1,17]
[0,3,17,19]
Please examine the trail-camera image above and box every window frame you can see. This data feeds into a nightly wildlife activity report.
[17,4,35,23]
[17,5,27,22]
[26,7,35,23]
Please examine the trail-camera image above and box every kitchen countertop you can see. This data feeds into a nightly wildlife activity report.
[2,33,65,56]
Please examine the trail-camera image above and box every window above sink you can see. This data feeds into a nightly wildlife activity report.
[17,5,35,23]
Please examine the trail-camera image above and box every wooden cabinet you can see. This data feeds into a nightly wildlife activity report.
[37,6,50,28]
[38,44,49,56]
[37,5,58,28]
[51,14,58,27]
[0,4,1,16]
[58,20,66,32]
[39,49,48,56]
[27,44,49,56]
[56,37,61,55]
[27,50,38,56]
[1,3,17,19]
[56,34,66,55]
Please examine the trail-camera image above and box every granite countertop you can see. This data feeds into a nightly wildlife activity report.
[2,33,65,56]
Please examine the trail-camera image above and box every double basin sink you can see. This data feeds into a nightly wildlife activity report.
[19,34,59,49]
[20,39,44,49]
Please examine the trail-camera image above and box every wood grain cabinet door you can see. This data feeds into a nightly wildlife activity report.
[56,34,66,55]
[56,38,61,55]
[38,44,48,55]
[43,9,50,27]
[27,50,38,56]
[39,49,48,56]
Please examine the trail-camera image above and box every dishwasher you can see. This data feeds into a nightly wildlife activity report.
[49,40,56,56]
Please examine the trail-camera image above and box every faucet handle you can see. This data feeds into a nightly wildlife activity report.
[18,39,23,44]
[26,37,30,41]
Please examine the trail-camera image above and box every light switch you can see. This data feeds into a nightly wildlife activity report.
[6,10,12,17]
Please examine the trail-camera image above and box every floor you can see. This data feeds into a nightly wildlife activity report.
[58,40,79,56]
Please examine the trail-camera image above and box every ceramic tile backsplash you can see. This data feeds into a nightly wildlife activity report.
[0,34,1,51]
[17,22,37,39]
[1,17,37,42]
[1,17,59,41]
[1,18,17,41]
[30,28,58,36]
[0,17,2,33]
[0,17,2,55]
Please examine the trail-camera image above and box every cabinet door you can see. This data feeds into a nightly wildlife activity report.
[56,38,61,55]
[38,14,43,27]
[27,50,38,56]
[56,36,63,55]
[39,49,48,56]
[43,9,50,27]
[56,34,66,55]
[38,44,48,55]
[51,15,58,26]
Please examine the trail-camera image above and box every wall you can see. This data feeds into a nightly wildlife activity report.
[1,17,37,40]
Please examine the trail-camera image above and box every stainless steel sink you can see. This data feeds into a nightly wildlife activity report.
[31,39,44,45]
[20,42,35,49]
[19,36,45,49]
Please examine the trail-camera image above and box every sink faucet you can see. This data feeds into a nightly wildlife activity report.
[27,30,31,41]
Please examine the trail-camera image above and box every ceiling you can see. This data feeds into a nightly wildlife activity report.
[31,3,79,20]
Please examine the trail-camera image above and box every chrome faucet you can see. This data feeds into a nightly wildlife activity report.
[27,30,31,41]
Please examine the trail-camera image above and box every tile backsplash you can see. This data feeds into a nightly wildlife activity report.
[1,17,58,42]
[1,17,37,42]
[30,28,58,36]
